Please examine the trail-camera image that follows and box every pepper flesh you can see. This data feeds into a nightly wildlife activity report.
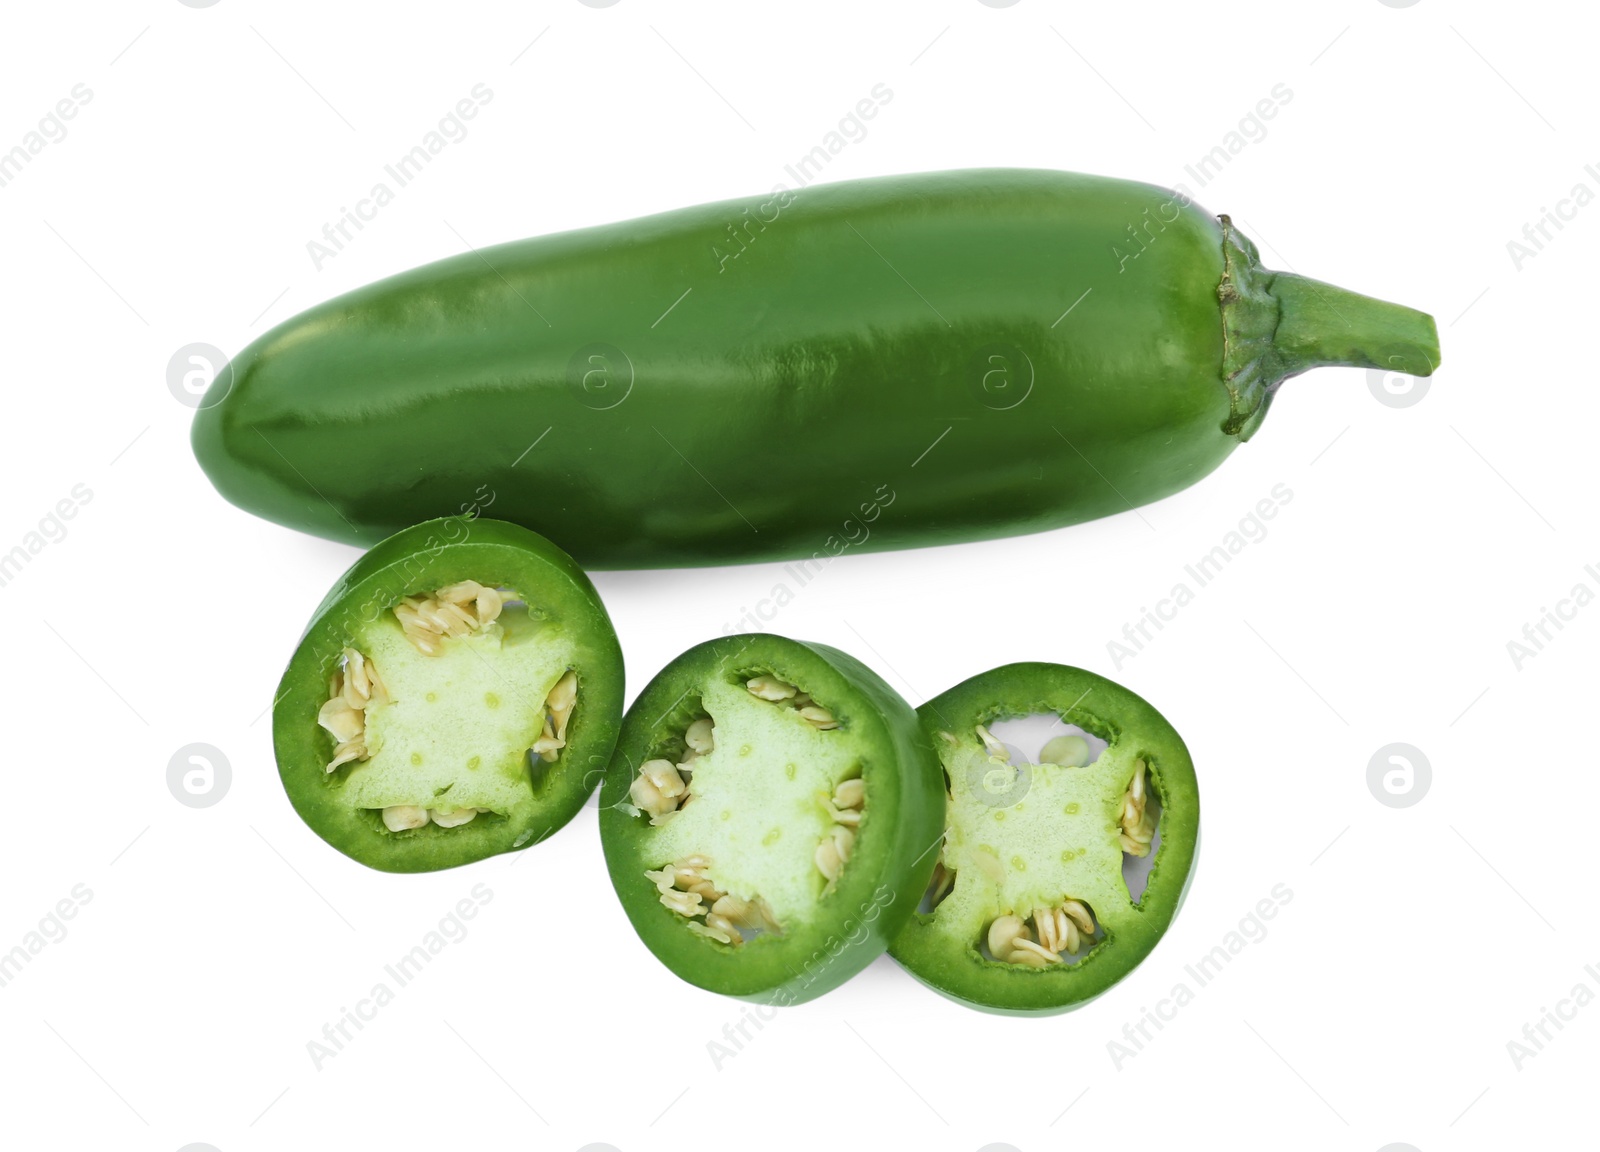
[273,517,624,872]
[599,634,943,1004]
[191,168,1439,568]
[889,663,1199,1015]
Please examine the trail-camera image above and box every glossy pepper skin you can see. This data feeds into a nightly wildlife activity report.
[274,516,624,872]
[889,664,1199,1015]
[191,168,1439,568]
[598,635,944,1004]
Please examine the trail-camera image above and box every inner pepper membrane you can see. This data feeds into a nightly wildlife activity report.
[625,672,866,944]
[926,720,1159,969]
[316,582,580,832]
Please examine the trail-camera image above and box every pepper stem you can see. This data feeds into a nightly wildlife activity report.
[1268,272,1440,380]
[1215,216,1440,441]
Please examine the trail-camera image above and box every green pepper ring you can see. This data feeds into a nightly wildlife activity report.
[599,634,944,1005]
[272,516,624,872]
[890,663,1199,1015]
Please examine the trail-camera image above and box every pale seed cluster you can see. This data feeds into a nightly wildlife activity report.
[318,647,388,772]
[975,723,1090,769]
[745,674,839,729]
[1119,759,1156,856]
[533,671,579,764]
[645,854,781,945]
[393,580,504,655]
[628,716,715,824]
[379,803,481,832]
[987,900,1096,968]
[815,778,864,885]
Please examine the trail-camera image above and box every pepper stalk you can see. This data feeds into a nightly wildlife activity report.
[1218,216,1440,439]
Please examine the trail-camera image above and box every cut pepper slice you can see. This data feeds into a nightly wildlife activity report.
[272,516,624,872]
[890,663,1199,1015]
[598,635,944,1004]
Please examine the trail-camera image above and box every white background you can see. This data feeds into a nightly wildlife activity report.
[0,2,1590,1150]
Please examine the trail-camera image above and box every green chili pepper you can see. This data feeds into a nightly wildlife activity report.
[889,663,1198,1015]
[273,516,623,872]
[192,168,1438,567]
[598,634,943,1003]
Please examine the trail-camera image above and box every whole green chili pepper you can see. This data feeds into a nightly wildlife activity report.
[192,168,1438,567]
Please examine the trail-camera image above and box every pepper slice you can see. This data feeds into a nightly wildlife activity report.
[598,635,943,1003]
[890,663,1199,1015]
[273,516,623,872]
